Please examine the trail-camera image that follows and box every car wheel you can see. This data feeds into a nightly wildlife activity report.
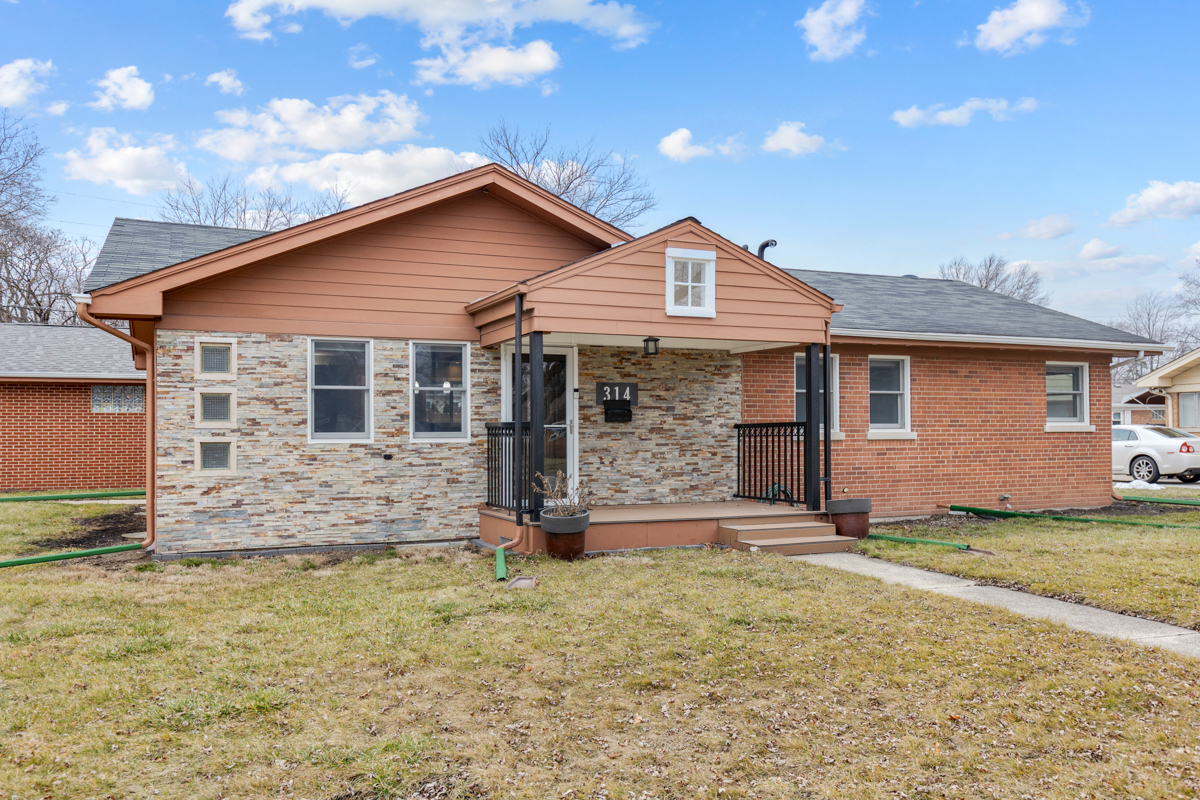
[1130,456,1160,483]
[1180,475,1200,484]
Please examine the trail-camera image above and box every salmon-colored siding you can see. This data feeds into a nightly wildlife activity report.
[159,192,602,339]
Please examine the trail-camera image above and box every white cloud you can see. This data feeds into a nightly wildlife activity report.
[1024,254,1167,281]
[196,90,424,162]
[45,100,69,116]
[892,97,1037,127]
[61,128,188,195]
[0,58,54,107]
[413,40,559,87]
[1079,238,1120,260]
[1189,241,1200,261]
[974,0,1089,56]
[1108,180,1200,227]
[248,145,488,205]
[797,0,867,61]
[761,122,826,156]
[87,66,155,111]
[205,69,245,96]
[349,43,379,69]
[657,128,712,163]
[998,213,1073,240]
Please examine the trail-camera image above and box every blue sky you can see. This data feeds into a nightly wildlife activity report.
[2,0,1198,323]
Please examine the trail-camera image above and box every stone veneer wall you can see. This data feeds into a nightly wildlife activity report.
[155,330,498,555]
[577,346,740,505]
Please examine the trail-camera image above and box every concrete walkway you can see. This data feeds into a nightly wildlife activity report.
[794,552,1200,659]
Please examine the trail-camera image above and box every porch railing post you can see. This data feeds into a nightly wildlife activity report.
[823,343,833,505]
[804,343,821,510]
[512,294,524,525]
[529,330,545,521]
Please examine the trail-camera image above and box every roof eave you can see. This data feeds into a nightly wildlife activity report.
[830,327,1164,353]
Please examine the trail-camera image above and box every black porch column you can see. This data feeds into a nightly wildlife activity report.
[529,331,545,521]
[804,343,821,510]
[823,343,833,505]
[512,294,524,525]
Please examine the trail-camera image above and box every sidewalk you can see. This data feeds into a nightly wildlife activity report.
[794,552,1200,659]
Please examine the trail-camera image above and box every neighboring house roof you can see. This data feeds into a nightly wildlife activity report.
[787,269,1162,350]
[0,323,144,380]
[1136,347,1200,387]
[85,218,268,292]
[1113,384,1163,406]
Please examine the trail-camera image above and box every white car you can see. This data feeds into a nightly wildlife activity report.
[1112,425,1200,483]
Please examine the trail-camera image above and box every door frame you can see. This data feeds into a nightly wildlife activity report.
[500,342,579,488]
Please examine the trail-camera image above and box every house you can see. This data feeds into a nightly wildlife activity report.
[0,323,146,492]
[74,165,1163,558]
[1135,349,1200,431]
[1112,383,1166,425]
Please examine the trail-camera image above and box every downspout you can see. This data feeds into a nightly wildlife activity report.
[74,295,156,551]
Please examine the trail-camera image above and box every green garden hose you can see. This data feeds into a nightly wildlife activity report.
[1119,494,1200,507]
[0,490,145,503]
[0,543,143,569]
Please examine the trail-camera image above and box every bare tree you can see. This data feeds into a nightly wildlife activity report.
[1108,291,1193,384]
[938,254,1051,306]
[159,173,352,231]
[480,121,656,229]
[0,112,52,228]
[0,221,96,324]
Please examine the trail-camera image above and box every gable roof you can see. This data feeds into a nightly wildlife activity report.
[1136,347,1200,387]
[85,218,268,292]
[788,268,1162,350]
[83,164,629,299]
[0,323,144,379]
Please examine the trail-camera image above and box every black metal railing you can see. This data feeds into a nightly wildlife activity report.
[485,422,531,512]
[733,421,806,505]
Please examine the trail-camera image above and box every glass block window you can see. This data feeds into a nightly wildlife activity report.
[199,441,231,471]
[92,385,144,413]
[1151,407,1166,422]
[199,344,232,374]
[200,393,232,422]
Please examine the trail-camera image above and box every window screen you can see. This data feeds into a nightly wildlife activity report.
[412,342,467,439]
[868,359,905,429]
[200,344,232,374]
[312,340,369,438]
[200,393,232,422]
[199,441,231,470]
[1046,365,1084,422]
[91,385,144,413]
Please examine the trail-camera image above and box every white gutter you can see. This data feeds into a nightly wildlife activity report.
[0,372,145,380]
[830,327,1161,352]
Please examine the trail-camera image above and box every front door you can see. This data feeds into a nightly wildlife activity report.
[503,345,578,486]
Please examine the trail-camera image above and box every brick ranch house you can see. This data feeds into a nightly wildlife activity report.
[73,165,1161,558]
[0,323,145,492]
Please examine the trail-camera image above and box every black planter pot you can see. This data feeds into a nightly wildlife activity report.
[539,511,589,561]
[827,498,872,539]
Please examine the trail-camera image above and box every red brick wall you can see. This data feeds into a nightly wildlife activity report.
[742,345,1112,517]
[0,383,145,491]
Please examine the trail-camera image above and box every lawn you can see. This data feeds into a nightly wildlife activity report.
[860,507,1200,630]
[0,499,143,560]
[2,510,1200,798]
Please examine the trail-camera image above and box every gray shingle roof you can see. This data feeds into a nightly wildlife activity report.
[0,323,144,379]
[786,268,1161,346]
[84,218,269,292]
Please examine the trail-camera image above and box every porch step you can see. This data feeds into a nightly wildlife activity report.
[718,520,855,555]
[739,535,858,556]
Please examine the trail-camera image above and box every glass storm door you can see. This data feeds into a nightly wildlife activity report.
[520,352,570,482]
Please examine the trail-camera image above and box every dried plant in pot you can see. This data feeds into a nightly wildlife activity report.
[534,471,594,560]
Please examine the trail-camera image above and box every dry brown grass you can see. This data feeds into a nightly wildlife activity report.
[3,522,1200,799]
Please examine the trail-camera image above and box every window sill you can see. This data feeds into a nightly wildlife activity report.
[665,307,716,318]
[410,437,470,444]
[1044,423,1096,433]
[308,438,375,444]
[866,430,917,440]
[800,431,845,441]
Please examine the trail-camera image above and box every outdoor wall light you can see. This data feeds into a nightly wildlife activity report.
[643,337,660,356]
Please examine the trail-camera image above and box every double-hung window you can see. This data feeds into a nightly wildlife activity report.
[1044,363,1090,431]
[868,357,909,431]
[665,248,716,318]
[310,339,372,440]
[795,354,839,433]
[1180,393,1200,428]
[411,342,469,441]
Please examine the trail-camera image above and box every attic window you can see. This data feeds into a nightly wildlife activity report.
[665,248,716,318]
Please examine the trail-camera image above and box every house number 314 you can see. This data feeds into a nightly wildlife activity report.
[596,382,638,405]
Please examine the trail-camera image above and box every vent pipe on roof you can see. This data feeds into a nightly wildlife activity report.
[757,239,777,260]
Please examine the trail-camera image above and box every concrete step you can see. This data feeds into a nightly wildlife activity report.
[738,535,857,556]
[718,520,839,548]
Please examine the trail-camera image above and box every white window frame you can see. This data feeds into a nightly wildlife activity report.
[409,340,471,443]
[1044,361,1094,433]
[794,353,843,440]
[866,355,916,440]
[308,337,374,444]
[194,437,237,475]
[194,337,237,379]
[195,388,237,429]
[664,247,717,318]
[1179,392,1200,429]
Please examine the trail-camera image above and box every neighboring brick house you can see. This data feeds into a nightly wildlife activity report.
[1112,384,1166,426]
[74,165,1162,557]
[0,323,145,492]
